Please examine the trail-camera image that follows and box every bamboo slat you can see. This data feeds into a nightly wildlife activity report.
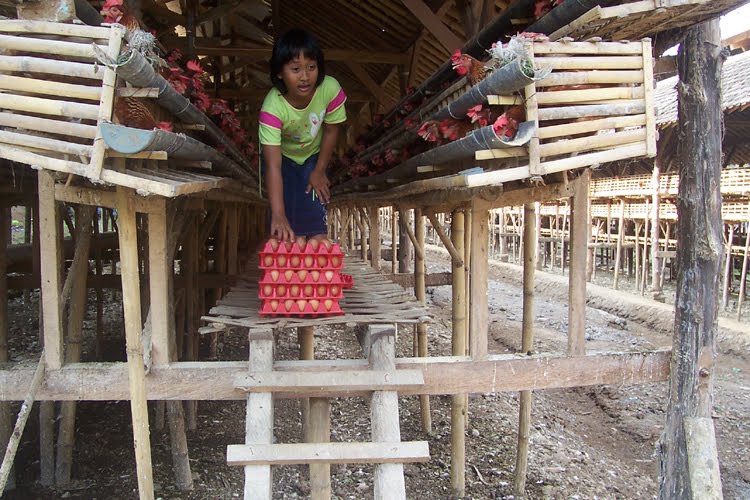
[537,129,646,157]
[536,56,643,70]
[538,114,646,140]
[536,70,644,87]
[0,92,99,120]
[537,102,645,121]
[532,41,645,55]
[0,112,97,140]
[0,54,102,80]
[0,34,103,60]
[0,130,93,157]
[0,20,111,39]
[535,86,644,105]
[0,74,101,101]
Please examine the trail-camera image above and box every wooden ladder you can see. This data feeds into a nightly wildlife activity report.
[227,324,430,499]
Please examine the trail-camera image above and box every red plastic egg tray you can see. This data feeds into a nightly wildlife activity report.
[258,237,346,317]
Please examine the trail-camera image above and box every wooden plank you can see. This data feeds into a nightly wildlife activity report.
[568,171,589,355]
[469,200,490,359]
[243,337,274,500]
[642,39,657,157]
[384,271,452,288]
[227,441,430,466]
[148,199,171,366]
[235,370,424,393]
[0,350,671,400]
[684,417,723,499]
[525,44,541,176]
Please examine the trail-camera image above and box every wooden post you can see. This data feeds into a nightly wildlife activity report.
[641,199,650,294]
[398,208,412,273]
[115,187,155,500]
[469,200,489,359]
[37,170,63,485]
[464,206,472,356]
[560,204,568,273]
[245,334,274,499]
[297,325,330,498]
[568,170,590,356]
[450,209,467,497]
[613,199,625,290]
[149,200,192,491]
[370,205,381,270]
[736,219,750,321]
[651,164,664,299]
[0,206,12,491]
[659,20,724,499]
[414,209,432,433]
[514,202,538,496]
[368,325,406,500]
[535,202,542,271]
[721,225,734,310]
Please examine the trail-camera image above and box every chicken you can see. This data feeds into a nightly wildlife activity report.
[466,104,493,127]
[101,0,140,32]
[451,49,487,85]
[114,97,172,132]
[492,105,526,139]
[438,118,472,142]
[533,0,552,20]
[418,120,441,142]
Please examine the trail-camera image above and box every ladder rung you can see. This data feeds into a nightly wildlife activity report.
[234,369,424,393]
[227,441,430,466]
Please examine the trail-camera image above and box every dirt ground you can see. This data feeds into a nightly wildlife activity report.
[2,244,749,499]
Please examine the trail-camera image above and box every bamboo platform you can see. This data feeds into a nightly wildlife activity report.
[550,0,746,42]
[203,256,431,334]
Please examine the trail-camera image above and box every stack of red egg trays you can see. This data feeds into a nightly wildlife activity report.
[258,238,345,317]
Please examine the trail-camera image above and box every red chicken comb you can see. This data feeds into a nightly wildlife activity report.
[103,0,124,8]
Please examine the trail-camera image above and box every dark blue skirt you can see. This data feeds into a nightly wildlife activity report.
[265,154,328,237]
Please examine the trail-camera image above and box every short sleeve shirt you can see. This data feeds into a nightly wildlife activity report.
[258,75,347,165]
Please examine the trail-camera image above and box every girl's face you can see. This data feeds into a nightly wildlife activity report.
[278,52,319,108]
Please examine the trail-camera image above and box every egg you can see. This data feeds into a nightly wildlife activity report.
[310,299,320,311]
[321,239,332,250]
[303,284,314,297]
[317,284,327,296]
[310,270,320,281]
[270,270,279,282]
[324,271,334,282]
[330,256,341,267]
[296,235,307,248]
[290,284,300,297]
[296,299,307,310]
[276,284,286,296]
[284,241,293,252]
[290,255,301,267]
[330,285,341,296]
[269,299,279,312]
[284,299,294,311]
[284,270,294,281]
[276,254,287,266]
[304,255,314,267]
[268,238,279,251]
[317,255,327,267]
[298,270,308,281]
[308,238,320,251]
[262,284,273,297]
[324,299,334,311]
[263,255,274,266]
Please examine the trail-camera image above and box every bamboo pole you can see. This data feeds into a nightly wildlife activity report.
[0,54,103,80]
[89,24,125,179]
[536,85,644,104]
[0,19,111,38]
[536,69,644,87]
[0,33,103,59]
[0,92,99,120]
[0,130,92,157]
[426,213,463,266]
[536,102,645,121]
[244,335,274,499]
[464,209,472,356]
[613,199,625,290]
[115,186,155,500]
[736,219,750,321]
[641,199,650,294]
[55,207,95,486]
[634,222,642,290]
[370,206,381,271]
[537,128,645,157]
[568,171,589,356]
[391,208,398,275]
[450,209,467,497]
[538,114,646,140]
[514,202,538,496]
[0,112,97,140]
[0,355,45,495]
[651,165,663,298]
[0,74,101,101]
[414,209,432,434]
[536,56,643,70]
[0,207,12,491]
[560,204,567,273]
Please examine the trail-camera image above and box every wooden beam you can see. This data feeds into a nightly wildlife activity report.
[0,350,671,400]
[400,0,464,53]
[383,271,452,288]
[234,370,424,393]
[344,61,394,107]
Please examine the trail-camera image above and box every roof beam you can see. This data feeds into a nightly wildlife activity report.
[400,0,464,53]
[344,61,394,107]
[196,0,269,27]
[195,44,409,64]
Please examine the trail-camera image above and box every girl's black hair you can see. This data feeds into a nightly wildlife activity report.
[270,28,326,93]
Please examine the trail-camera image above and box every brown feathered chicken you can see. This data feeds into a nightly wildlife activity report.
[101,0,140,31]
[451,49,486,85]
[492,105,526,139]
[114,97,172,132]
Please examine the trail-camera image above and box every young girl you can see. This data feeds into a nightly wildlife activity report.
[259,28,347,241]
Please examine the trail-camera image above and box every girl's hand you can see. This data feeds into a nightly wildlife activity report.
[270,212,295,241]
[306,167,330,205]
